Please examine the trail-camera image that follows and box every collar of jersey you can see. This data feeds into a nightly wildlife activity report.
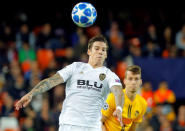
[87,63,104,69]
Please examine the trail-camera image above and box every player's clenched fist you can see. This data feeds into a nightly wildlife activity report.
[113,108,123,127]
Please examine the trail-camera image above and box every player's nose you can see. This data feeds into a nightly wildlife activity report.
[98,49,103,54]
[131,80,137,84]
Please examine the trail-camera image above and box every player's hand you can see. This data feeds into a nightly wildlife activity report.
[15,93,33,110]
[113,108,123,127]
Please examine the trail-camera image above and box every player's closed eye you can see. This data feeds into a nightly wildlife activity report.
[128,77,139,81]
[94,47,99,50]
[135,78,139,81]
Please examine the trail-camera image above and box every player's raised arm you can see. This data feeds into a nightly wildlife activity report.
[110,85,124,126]
[15,73,64,110]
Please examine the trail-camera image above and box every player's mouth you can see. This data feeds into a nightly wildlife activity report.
[131,90,137,93]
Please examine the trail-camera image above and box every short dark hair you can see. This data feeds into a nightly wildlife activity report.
[88,35,109,51]
[125,65,141,78]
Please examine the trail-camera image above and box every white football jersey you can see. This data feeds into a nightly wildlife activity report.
[57,62,122,128]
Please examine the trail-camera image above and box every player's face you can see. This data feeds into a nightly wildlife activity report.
[124,71,142,93]
[88,41,107,63]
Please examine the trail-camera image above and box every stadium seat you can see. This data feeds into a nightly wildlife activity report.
[116,61,127,81]
[21,60,31,73]
[37,49,54,71]
[55,49,66,57]
[0,117,19,131]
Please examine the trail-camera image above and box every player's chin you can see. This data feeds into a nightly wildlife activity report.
[96,57,104,61]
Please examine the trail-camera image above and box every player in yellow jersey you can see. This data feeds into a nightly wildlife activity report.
[101,65,147,131]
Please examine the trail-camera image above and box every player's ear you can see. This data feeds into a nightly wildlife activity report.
[87,49,91,56]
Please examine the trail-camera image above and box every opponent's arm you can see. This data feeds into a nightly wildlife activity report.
[15,73,64,110]
[110,85,124,126]
[129,122,139,131]
[101,115,108,131]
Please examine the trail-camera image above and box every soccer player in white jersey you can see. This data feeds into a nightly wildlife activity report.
[15,35,124,131]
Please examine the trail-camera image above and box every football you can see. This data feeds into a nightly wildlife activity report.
[71,2,97,27]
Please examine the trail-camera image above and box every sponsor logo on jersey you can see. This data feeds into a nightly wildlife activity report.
[116,117,132,125]
[77,80,103,92]
[99,73,106,81]
[122,117,132,124]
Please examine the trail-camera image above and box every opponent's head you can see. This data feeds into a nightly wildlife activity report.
[124,65,142,93]
[87,35,108,64]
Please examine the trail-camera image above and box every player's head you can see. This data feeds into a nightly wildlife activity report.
[124,65,142,93]
[87,35,108,64]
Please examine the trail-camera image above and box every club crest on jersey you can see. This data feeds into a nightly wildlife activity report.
[135,110,139,117]
[103,102,109,110]
[99,73,106,81]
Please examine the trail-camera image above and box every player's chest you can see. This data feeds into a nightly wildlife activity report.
[122,102,142,119]
[69,68,108,91]
[71,68,108,83]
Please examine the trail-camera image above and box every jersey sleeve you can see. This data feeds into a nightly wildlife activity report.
[57,62,76,82]
[101,93,116,118]
[107,70,122,88]
[133,98,147,123]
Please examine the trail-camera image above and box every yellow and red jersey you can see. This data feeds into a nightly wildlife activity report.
[102,89,147,131]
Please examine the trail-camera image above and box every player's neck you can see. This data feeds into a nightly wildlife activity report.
[88,59,103,68]
[125,89,136,101]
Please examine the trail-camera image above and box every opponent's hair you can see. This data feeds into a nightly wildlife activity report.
[125,65,141,78]
[88,35,109,51]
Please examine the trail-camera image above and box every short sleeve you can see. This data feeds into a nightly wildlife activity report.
[107,70,122,88]
[57,62,76,82]
[133,99,147,123]
[101,93,116,118]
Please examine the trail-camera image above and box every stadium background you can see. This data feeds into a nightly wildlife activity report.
[0,1,185,131]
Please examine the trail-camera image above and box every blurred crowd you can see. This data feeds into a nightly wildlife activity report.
[138,81,185,131]
[0,10,185,131]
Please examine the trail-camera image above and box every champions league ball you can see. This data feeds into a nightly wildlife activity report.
[72,2,97,27]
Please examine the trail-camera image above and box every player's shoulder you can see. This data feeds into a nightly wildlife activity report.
[105,67,117,76]
[72,62,84,65]
[72,62,86,67]
[136,94,147,106]
[107,92,115,100]
[105,92,116,106]
[105,67,112,72]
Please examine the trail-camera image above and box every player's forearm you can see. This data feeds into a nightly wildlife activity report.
[29,78,53,96]
[129,127,136,131]
[29,73,64,97]
[111,85,124,108]
[129,123,138,131]
[101,116,108,131]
